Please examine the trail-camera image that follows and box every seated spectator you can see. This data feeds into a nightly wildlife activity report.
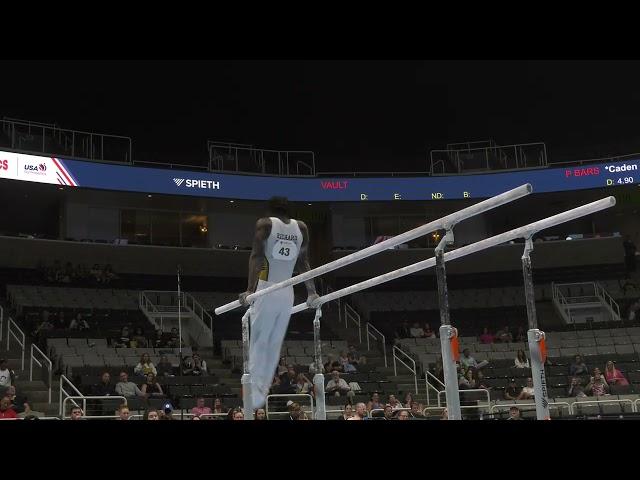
[18,402,42,419]
[459,368,475,389]
[337,403,353,420]
[514,350,530,369]
[326,370,353,398]
[479,327,494,344]
[103,264,118,284]
[382,404,394,420]
[0,359,16,389]
[276,365,298,394]
[140,373,164,397]
[504,378,520,400]
[33,313,54,337]
[604,360,629,386]
[54,311,67,330]
[269,375,281,394]
[130,327,147,348]
[115,371,145,398]
[212,398,225,415]
[93,372,117,396]
[569,355,589,377]
[69,313,90,331]
[156,355,174,377]
[423,323,436,338]
[567,377,587,397]
[286,401,304,420]
[396,410,410,420]
[409,322,425,338]
[367,392,383,412]
[294,373,313,394]
[395,320,411,341]
[517,378,535,400]
[403,392,414,409]
[277,356,288,376]
[308,359,325,375]
[474,369,491,390]
[5,386,27,414]
[191,397,212,417]
[134,353,157,377]
[409,401,424,418]
[90,264,103,283]
[347,402,367,420]
[348,344,366,365]
[117,404,131,420]
[0,396,17,419]
[338,351,357,373]
[586,371,610,396]
[229,407,244,421]
[388,394,403,409]
[515,326,526,343]
[183,353,207,376]
[144,409,160,420]
[69,406,84,420]
[254,408,266,420]
[460,349,488,370]
[114,326,131,348]
[495,325,513,343]
[507,406,523,420]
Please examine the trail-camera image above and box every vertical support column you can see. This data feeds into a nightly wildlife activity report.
[241,309,254,420]
[435,229,462,420]
[312,307,326,420]
[522,237,551,421]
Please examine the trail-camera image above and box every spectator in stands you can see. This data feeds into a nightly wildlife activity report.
[496,325,513,343]
[567,377,588,397]
[114,326,131,348]
[410,322,425,338]
[348,344,366,365]
[130,327,147,348]
[277,356,288,376]
[134,353,157,377]
[348,402,367,420]
[326,370,353,398]
[33,311,54,337]
[115,371,145,399]
[569,355,589,377]
[396,410,410,420]
[103,264,118,284]
[141,373,164,398]
[586,371,610,396]
[604,360,629,386]
[255,408,266,420]
[167,327,182,348]
[276,365,298,395]
[213,398,225,415]
[339,351,357,373]
[474,369,490,390]
[629,300,640,322]
[460,348,488,371]
[338,403,353,420]
[184,353,208,376]
[54,311,67,330]
[18,402,39,419]
[5,386,27,414]
[0,396,17,419]
[479,327,494,344]
[367,392,383,412]
[507,406,523,420]
[410,401,424,418]
[269,375,281,394]
[430,360,445,384]
[156,355,174,377]
[230,407,244,421]
[191,397,212,417]
[287,401,303,420]
[294,373,313,395]
[117,404,131,420]
[382,404,394,420]
[388,394,403,409]
[517,326,527,343]
[624,234,637,275]
[0,359,15,389]
[423,323,436,338]
[403,392,414,409]
[517,378,535,400]
[144,409,160,420]
[395,320,411,341]
[68,406,84,420]
[459,368,475,389]
[514,350,530,369]
[90,264,103,283]
[69,313,90,331]
[504,378,520,400]
[93,372,117,397]
[308,359,325,375]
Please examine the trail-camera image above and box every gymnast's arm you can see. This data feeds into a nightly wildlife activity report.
[239,217,271,306]
[295,220,319,306]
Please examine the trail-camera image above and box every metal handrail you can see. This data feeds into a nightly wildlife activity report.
[595,282,622,322]
[489,401,573,416]
[365,322,387,367]
[30,344,52,403]
[392,345,418,394]
[61,395,128,419]
[265,393,314,420]
[59,375,85,417]
[344,303,362,344]
[424,371,445,406]
[437,388,490,409]
[6,317,25,370]
[571,398,636,413]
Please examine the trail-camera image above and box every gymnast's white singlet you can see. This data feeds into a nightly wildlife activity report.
[249,217,303,408]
